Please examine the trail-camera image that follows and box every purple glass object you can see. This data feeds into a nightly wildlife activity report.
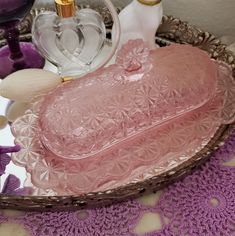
[1,174,32,195]
[0,144,21,155]
[0,153,10,176]
[0,0,45,78]
[0,145,20,176]
[0,145,29,195]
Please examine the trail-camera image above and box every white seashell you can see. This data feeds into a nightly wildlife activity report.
[0,69,62,102]
[0,115,8,130]
[6,102,31,122]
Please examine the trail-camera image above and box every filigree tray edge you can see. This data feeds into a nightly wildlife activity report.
[0,4,234,211]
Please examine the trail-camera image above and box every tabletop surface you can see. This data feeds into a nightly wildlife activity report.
[0,36,234,236]
[0,130,234,236]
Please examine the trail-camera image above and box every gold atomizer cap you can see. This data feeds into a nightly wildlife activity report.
[137,0,162,6]
[55,0,76,18]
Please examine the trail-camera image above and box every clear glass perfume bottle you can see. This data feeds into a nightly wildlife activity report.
[32,0,106,77]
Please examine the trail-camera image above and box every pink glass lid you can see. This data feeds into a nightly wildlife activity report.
[39,41,218,160]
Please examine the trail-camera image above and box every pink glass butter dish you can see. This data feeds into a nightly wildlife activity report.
[11,40,235,195]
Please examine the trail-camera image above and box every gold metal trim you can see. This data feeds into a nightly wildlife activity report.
[55,0,75,18]
[62,76,74,82]
[137,0,162,6]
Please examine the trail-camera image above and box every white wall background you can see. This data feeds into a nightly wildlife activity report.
[35,0,235,38]
[162,0,235,38]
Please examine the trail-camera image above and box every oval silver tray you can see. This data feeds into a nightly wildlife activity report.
[0,4,234,211]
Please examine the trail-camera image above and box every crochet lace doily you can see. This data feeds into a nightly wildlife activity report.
[1,130,235,236]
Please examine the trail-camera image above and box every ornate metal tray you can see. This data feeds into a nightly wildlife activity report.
[0,4,234,211]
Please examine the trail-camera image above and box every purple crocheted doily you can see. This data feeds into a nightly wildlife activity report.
[1,131,235,236]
